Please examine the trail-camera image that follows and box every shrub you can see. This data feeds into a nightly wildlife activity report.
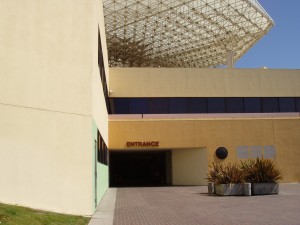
[240,158,282,183]
[207,163,246,184]
[207,158,282,184]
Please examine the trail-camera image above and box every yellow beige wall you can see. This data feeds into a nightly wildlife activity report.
[172,148,208,185]
[0,0,93,114]
[0,104,93,215]
[109,68,300,97]
[0,0,108,215]
[109,117,300,183]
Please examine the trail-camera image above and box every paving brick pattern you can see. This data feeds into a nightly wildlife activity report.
[113,184,300,225]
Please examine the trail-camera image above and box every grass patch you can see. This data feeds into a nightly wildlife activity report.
[0,203,90,225]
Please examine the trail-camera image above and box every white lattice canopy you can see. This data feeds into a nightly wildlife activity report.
[103,0,274,68]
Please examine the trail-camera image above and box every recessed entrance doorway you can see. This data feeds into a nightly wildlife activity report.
[109,150,171,187]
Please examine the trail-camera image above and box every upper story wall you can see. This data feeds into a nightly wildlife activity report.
[0,0,109,141]
[0,0,95,115]
[97,0,109,85]
[92,0,109,143]
[109,68,300,98]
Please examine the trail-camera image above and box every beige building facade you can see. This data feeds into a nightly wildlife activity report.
[108,68,300,185]
[0,0,109,215]
[0,0,299,216]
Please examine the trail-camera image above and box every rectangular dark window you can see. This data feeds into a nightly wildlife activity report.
[207,98,226,113]
[111,97,299,115]
[129,98,150,114]
[150,98,170,114]
[97,131,108,165]
[279,97,296,112]
[226,98,244,113]
[262,97,279,112]
[188,98,207,113]
[244,98,261,113]
[113,98,130,114]
[296,98,300,112]
[98,29,111,113]
[170,98,188,113]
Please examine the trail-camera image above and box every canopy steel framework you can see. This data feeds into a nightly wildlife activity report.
[103,0,274,68]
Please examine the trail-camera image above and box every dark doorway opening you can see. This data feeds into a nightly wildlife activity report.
[109,150,171,187]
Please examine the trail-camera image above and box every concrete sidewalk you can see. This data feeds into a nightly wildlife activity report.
[88,188,117,225]
[90,184,300,225]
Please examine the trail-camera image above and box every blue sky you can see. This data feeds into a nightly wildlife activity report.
[235,1,300,69]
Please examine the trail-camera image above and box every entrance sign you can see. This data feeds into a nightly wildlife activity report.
[126,141,159,148]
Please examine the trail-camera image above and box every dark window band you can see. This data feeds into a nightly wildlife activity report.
[111,97,300,114]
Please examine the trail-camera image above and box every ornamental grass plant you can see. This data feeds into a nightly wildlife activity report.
[207,163,246,184]
[241,158,282,183]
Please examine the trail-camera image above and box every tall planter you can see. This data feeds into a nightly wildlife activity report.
[251,183,279,195]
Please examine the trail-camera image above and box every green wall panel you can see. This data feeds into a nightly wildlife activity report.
[92,119,109,208]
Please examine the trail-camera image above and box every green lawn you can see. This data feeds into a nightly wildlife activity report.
[0,203,91,225]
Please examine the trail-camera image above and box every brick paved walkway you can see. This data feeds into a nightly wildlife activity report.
[113,184,300,225]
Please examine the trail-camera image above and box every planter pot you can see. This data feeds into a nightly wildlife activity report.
[251,183,279,195]
[215,183,244,196]
[208,182,215,194]
[243,183,251,196]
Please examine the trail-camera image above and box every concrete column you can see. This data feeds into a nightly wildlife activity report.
[226,50,235,68]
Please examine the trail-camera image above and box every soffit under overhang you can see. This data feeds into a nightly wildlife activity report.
[102,0,274,68]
